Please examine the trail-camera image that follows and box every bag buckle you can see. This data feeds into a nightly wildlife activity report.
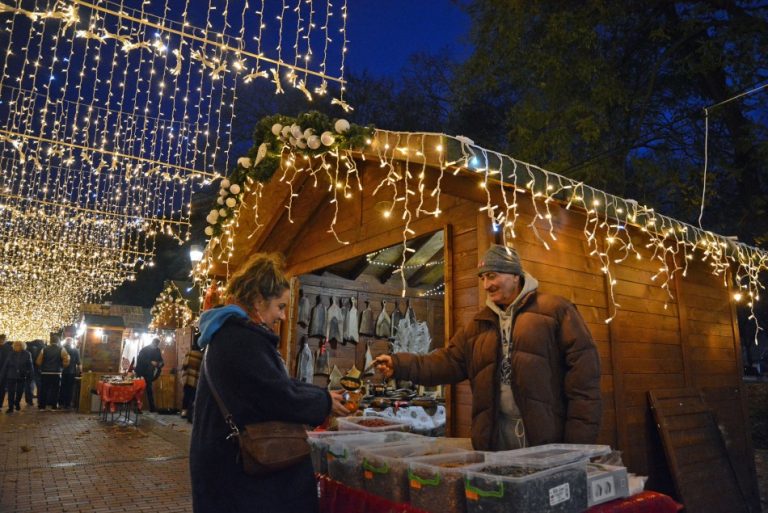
[225,415,240,440]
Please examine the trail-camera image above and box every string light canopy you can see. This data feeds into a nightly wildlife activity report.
[196,113,768,343]
[0,1,350,340]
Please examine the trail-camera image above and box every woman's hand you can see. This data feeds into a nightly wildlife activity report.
[329,390,351,417]
[373,355,394,379]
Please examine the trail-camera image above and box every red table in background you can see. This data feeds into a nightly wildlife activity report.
[316,475,682,513]
[96,378,146,425]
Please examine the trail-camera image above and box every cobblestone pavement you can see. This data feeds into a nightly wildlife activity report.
[0,407,192,513]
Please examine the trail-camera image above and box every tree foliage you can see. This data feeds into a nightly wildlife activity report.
[454,0,768,245]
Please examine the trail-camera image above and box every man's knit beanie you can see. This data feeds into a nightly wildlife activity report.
[477,244,523,276]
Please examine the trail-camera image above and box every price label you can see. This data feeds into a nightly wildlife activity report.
[410,480,422,490]
[549,483,571,506]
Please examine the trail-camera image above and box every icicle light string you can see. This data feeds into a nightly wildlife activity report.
[211,128,768,337]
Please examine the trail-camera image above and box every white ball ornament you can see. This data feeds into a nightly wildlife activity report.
[296,139,307,149]
[237,157,252,169]
[204,226,214,236]
[291,124,303,139]
[334,119,350,133]
[219,208,228,217]
[216,197,224,205]
[229,184,241,194]
[289,136,297,146]
[303,128,314,139]
[209,209,219,219]
[226,197,237,208]
[271,123,283,136]
[220,178,230,189]
[307,135,321,150]
[321,131,335,146]
[281,126,291,138]
[219,188,229,197]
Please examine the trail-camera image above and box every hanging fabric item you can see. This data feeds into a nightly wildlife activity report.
[343,297,359,343]
[340,298,350,342]
[326,297,344,343]
[391,300,404,338]
[359,300,375,336]
[297,289,311,328]
[328,365,343,389]
[363,343,374,377]
[405,299,417,324]
[375,300,392,338]
[392,315,411,354]
[411,321,432,354]
[296,337,314,383]
[309,296,327,337]
[315,339,330,376]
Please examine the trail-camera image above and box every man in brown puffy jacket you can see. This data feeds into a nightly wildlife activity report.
[375,244,602,450]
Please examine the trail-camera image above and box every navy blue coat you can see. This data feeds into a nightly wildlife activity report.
[190,317,331,513]
[0,350,33,381]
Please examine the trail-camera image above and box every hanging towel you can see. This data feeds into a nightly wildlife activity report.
[326,298,344,343]
[343,297,359,343]
[309,296,327,337]
[359,301,375,336]
[314,340,330,376]
[391,301,404,338]
[375,300,391,338]
[296,337,314,383]
[297,293,311,327]
[363,343,374,377]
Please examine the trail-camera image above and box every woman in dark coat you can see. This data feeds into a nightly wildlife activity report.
[1,341,34,413]
[190,253,349,513]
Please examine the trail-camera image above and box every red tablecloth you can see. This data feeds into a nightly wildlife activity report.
[316,475,682,513]
[97,378,146,413]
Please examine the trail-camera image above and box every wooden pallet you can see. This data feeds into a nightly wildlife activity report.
[648,388,752,513]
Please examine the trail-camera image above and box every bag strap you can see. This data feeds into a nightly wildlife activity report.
[202,349,241,440]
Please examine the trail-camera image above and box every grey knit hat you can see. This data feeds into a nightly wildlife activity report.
[477,244,523,276]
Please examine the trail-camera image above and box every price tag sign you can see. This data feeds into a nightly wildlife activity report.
[549,483,571,506]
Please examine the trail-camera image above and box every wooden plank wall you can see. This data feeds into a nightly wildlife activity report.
[239,157,751,493]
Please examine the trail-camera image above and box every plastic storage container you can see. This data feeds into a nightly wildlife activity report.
[586,463,629,507]
[326,432,423,489]
[408,451,492,513]
[337,415,413,432]
[308,430,369,474]
[359,440,469,503]
[464,453,588,513]
[494,443,611,466]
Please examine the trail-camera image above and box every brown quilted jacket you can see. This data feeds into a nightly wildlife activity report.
[392,290,602,450]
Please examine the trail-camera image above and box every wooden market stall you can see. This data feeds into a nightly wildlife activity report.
[203,128,762,510]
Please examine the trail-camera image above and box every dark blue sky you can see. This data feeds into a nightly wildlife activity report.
[345,1,471,77]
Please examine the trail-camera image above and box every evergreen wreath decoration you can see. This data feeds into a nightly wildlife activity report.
[205,111,374,237]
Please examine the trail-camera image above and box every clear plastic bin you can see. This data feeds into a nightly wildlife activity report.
[464,459,588,513]
[359,441,469,503]
[587,463,629,507]
[308,430,368,474]
[493,443,611,466]
[407,451,491,513]
[326,432,423,489]
[337,415,413,432]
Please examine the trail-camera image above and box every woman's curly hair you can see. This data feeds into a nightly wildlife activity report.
[225,253,290,309]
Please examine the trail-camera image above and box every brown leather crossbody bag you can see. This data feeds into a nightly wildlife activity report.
[203,350,310,476]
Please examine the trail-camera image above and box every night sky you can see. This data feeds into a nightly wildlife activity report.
[106,1,473,308]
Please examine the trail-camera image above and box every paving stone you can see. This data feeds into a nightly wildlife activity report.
[0,408,192,513]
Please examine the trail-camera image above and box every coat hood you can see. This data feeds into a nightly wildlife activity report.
[198,305,249,349]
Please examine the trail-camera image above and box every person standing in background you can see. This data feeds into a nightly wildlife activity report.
[135,337,164,412]
[36,335,70,410]
[0,341,34,413]
[0,334,11,410]
[24,339,44,407]
[59,338,81,409]
[180,338,202,422]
